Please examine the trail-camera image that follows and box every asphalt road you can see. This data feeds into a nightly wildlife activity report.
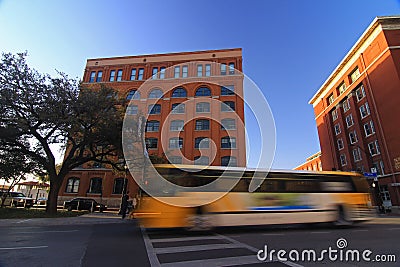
[0,215,399,267]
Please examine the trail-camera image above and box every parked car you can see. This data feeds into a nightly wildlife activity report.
[35,197,47,206]
[63,198,107,212]
[0,191,35,208]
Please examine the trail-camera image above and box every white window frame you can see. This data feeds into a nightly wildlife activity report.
[345,114,354,128]
[334,124,341,135]
[337,138,344,150]
[349,131,358,144]
[340,154,347,166]
[332,109,338,121]
[343,99,350,112]
[355,85,365,101]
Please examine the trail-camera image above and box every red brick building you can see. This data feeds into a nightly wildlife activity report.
[294,152,322,171]
[309,16,400,208]
[58,48,246,207]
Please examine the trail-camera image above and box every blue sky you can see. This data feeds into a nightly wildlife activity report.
[1,0,399,169]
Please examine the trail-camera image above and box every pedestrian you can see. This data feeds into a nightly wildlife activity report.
[120,191,129,219]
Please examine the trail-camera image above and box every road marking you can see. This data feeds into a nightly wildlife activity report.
[353,229,369,232]
[160,255,271,267]
[14,230,80,234]
[310,231,331,234]
[155,243,243,254]
[151,236,221,243]
[0,246,48,250]
[16,219,33,224]
[262,233,285,236]
[141,227,161,267]
[388,227,400,230]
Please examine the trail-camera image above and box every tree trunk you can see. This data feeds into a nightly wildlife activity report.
[46,175,62,214]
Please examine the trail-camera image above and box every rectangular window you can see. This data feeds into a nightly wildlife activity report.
[355,85,365,101]
[345,114,354,128]
[96,71,103,82]
[359,102,370,119]
[328,94,335,105]
[334,124,341,135]
[126,105,138,115]
[340,154,347,166]
[170,120,184,131]
[174,66,180,78]
[332,109,338,121]
[205,64,211,76]
[368,140,380,156]
[182,66,188,78]
[353,148,362,162]
[89,178,102,194]
[152,67,158,79]
[349,131,358,144]
[130,69,137,80]
[160,67,166,79]
[109,70,115,82]
[171,103,185,114]
[116,69,123,81]
[197,65,203,77]
[138,68,144,80]
[195,120,210,130]
[89,71,96,83]
[337,82,346,95]
[229,63,235,75]
[364,121,375,137]
[220,63,227,75]
[380,185,391,201]
[145,138,158,149]
[337,138,344,150]
[350,67,360,83]
[343,99,350,112]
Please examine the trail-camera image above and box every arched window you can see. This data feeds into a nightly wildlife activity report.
[221,118,236,130]
[194,137,210,149]
[196,102,210,113]
[146,120,160,132]
[194,156,209,166]
[148,104,161,114]
[113,178,128,194]
[221,101,235,112]
[126,90,140,100]
[171,103,185,114]
[169,137,183,149]
[221,156,237,167]
[88,177,102,194]
[170,120,184,131]
[148,88,163,99]
[221,136,236,149]
[171,87,187,98]
[65,177,80,193]
[195,119,210,130]
[195,87,211,97]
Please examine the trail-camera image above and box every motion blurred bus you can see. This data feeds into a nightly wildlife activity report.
[134,165,374,230]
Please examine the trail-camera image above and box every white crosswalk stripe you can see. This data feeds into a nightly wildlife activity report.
[141,227,303,267]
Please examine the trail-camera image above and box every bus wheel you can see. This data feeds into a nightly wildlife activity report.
[334,205,353,227]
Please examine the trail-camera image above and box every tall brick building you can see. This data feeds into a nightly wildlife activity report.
[309,16,400,208]
[58,48,246,207]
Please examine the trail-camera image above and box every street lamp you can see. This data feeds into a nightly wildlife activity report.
[349,144,383,212]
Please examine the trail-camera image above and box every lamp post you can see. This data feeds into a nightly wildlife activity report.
[350,144,383,212]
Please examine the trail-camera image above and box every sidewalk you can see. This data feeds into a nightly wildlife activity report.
[0,211,133,227]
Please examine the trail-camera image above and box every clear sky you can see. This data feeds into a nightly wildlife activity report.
[1,0,399,169]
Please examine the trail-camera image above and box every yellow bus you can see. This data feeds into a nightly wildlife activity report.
[134,165,374,230]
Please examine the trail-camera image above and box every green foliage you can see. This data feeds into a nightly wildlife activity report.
[0,52,125,213]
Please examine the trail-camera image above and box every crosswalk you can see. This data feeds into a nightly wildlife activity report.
[141,228,302,267]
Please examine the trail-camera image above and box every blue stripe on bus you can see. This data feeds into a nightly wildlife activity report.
[249,206,314,210]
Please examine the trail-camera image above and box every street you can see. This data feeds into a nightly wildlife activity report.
[0,215,399,267]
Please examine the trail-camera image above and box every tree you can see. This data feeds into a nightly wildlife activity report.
[0,149,42,207]
[0,52,124,214]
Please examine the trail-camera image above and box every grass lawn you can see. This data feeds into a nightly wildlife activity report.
[0,207,88,219]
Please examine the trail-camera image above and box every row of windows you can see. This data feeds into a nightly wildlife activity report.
[326,68,362,106]
[336,120,376,150]
[145,136,237,149]
[339,141,380,167]
[127,101,236,115]
[66,177,128,194]
[88,62,236,83]
[126,86,235,101]
[327,84,366,107]
[145,118,236,132]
